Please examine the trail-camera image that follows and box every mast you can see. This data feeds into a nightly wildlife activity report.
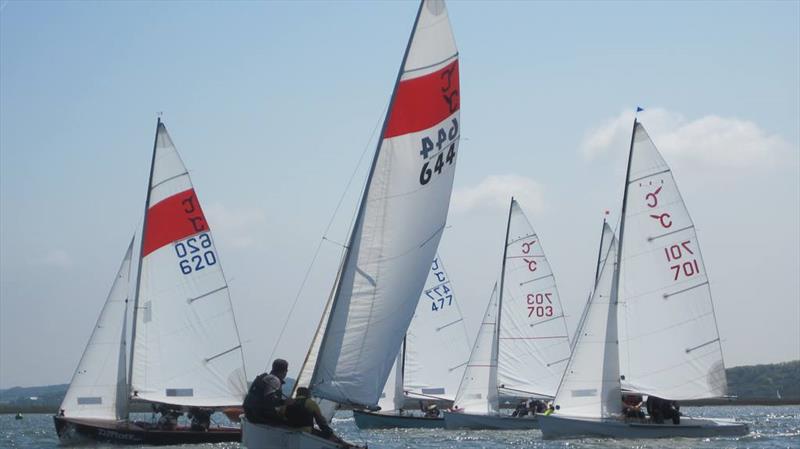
[612,120,637,297]
[309,0,426,402]
[495,197,514,385]
[127,117,161,400]
[594,216,608,284]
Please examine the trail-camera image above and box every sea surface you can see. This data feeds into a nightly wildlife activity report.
[1,406,798,449]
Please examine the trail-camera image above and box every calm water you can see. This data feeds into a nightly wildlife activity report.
[1,406,798,449]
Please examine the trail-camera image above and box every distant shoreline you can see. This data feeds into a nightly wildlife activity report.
[2,399,799,415]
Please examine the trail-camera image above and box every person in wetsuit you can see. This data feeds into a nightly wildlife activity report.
[243,358,289,424]
[283,387,349,446]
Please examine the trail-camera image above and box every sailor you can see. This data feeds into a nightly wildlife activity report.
[243,358,289,424]
[543,402,555,416]
[424,404,441,418]
[512,399,529,417]
[622,393,645,419]
[155,404,180,430]
[188,407,212,431]
[283,387,349,446]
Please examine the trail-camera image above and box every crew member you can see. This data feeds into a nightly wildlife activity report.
[243,358,289,424]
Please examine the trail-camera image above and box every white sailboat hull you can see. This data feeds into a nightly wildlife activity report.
[242,419,362,449]
[442,411,538,430]
[538,414,749,439]
[352,410,443,429]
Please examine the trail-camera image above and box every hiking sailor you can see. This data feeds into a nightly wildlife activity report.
[243,358,289,424]
[283,387,350,446]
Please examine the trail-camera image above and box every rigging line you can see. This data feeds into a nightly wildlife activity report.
[265,100,389,369]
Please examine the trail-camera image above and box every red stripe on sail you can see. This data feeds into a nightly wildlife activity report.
[384,59,460,138]
[143,188,209,257]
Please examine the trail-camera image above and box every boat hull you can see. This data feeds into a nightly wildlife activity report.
[538,414,749,439]
[242,417,364,449]
[53,415,241,445]
[352,409,443,429]
[442,411,538,430]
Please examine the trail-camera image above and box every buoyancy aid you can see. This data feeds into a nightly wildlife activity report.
[285,397,315,428]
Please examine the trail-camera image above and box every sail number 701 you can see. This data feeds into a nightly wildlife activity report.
[419,118,459,185]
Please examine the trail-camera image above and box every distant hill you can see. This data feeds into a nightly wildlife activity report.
[0,383,67,407]
[726,360,799,399]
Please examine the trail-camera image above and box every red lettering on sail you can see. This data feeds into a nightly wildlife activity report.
[143,189,209,257]
[384,59,460,138]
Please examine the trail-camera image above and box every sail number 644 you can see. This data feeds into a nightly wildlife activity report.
[419,118,459,185]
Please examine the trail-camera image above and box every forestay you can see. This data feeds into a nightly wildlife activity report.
[453,284,499,414]
[130,121,247,407]
[617,122,727,400]
[404,255,471,401]
[309,0,461,408]
[61,238,133,420]
[552,227,621,418]
[498,200,571,398]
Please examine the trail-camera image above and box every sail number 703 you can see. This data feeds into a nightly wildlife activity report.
[419,118,459,185]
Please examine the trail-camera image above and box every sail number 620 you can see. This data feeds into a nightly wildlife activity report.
[174,233,217,275]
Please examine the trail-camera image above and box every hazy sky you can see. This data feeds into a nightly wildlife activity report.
[1,1,798,389]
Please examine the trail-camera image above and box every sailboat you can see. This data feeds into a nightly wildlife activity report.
[443,198,572,430]
[538,119,749,439]
[353,254,471,429]
[54,119,248,445]
[242,1,461,447]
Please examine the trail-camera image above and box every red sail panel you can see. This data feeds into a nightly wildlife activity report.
[384,59,460,139]
[143,189,209,257]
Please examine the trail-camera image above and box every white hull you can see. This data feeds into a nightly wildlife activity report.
[538,414,749,439]
[352,410,443,429]
[442,411,538,430]
[241,418,361,449]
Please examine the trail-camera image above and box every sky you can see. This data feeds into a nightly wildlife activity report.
[1,0,798,389]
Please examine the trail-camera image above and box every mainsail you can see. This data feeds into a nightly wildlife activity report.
[130,120,247,407]
[308,0,461,409]
[552,225,621,418]
[617,122,727,400]
[60,238,133,420]
[452,283,499,414]
[404,255,471,401]
[497,199,572,398]
[377,254,471,410]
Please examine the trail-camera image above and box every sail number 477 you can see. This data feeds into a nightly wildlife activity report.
[419,118,459,185]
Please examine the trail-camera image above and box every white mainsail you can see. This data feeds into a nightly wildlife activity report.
[309,0,460,408]
[60,238,133,420]
[551,225,621,418]
[452,283,499,414]
[497,199,572,398]
[404,255,471,401]
[130,120,247,407]
[617,122,727,400]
